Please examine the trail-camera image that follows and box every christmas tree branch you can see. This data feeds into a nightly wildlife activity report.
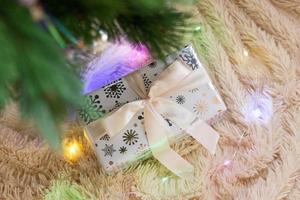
[41,0,190,57]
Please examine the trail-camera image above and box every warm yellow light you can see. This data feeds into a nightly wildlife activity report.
[243,49,249,57]
[63,140,82,161]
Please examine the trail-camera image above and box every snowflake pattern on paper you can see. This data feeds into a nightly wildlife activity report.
[137,112,144,125]
[179,49,199,70]
[138,112,144,121]
[104,79,126,99]
[148,62,157,68]
[176,95,186,104]
[119,146,127,154]
[100,134,110,141]
[193,100,208,116]
[165,118,173,127]
[79,95,106,124]
[102,144,116,157]
[189,88,200,93]
[123,129,139,145]
[108,100,129,112]
[211,96,220,104]
[142,73,152,90]
[137,143,147,152]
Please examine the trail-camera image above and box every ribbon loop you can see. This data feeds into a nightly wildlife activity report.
[148,61,191,97]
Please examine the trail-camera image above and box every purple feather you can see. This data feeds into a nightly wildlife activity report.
[83,41,150,94]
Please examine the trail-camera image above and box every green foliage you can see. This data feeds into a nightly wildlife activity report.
[0,0,191,149]
[0,2,82,149]
[41,0,190,57]
[44,179,90,200]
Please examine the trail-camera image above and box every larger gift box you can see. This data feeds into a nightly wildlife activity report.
[80,44,226,176]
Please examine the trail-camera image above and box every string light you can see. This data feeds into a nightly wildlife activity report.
[251,108,263,119]
[63,139,82,161]
[162,177,169,182]
[194,26,201,31]
[217,93,271,173]
[243,49,249,57]
[242,91,273,124]
[223,160,232,166]
[218,90,272,173]
[99,30,108,42]
[217,130,247,171]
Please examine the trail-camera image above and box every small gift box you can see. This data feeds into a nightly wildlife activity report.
[80,45,226,177]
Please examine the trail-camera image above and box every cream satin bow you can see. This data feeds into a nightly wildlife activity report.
[87,60,219,178]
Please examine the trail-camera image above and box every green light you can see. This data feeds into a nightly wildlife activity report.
[162,177,169,182]
[194,26,201,31]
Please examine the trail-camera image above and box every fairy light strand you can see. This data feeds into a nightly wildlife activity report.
[217,130,247,170]
[63,140,82,161]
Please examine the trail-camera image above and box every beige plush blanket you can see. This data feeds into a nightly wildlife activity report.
[1,0,300,199]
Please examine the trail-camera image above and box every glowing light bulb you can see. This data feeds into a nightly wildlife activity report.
[242,91,272,124]
[195,26,201,31]
[252,108,262,119]
[223,160,232,166]
[243,49,249,57]
[162,177,169,182]
[69,144,78,154]
[64,140,82,161]
[99,30,108,42]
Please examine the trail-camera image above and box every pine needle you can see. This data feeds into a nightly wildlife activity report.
[43,179,89,200]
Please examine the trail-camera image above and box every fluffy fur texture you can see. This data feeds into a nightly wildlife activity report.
[0,0,300,199]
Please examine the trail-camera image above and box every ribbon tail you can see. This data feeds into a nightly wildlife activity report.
[186,120,219,154]
[85,119,107,141]
[144,104,194,178]
[152,147,194,178]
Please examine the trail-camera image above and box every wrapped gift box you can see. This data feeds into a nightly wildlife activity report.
[80,44,226,173]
